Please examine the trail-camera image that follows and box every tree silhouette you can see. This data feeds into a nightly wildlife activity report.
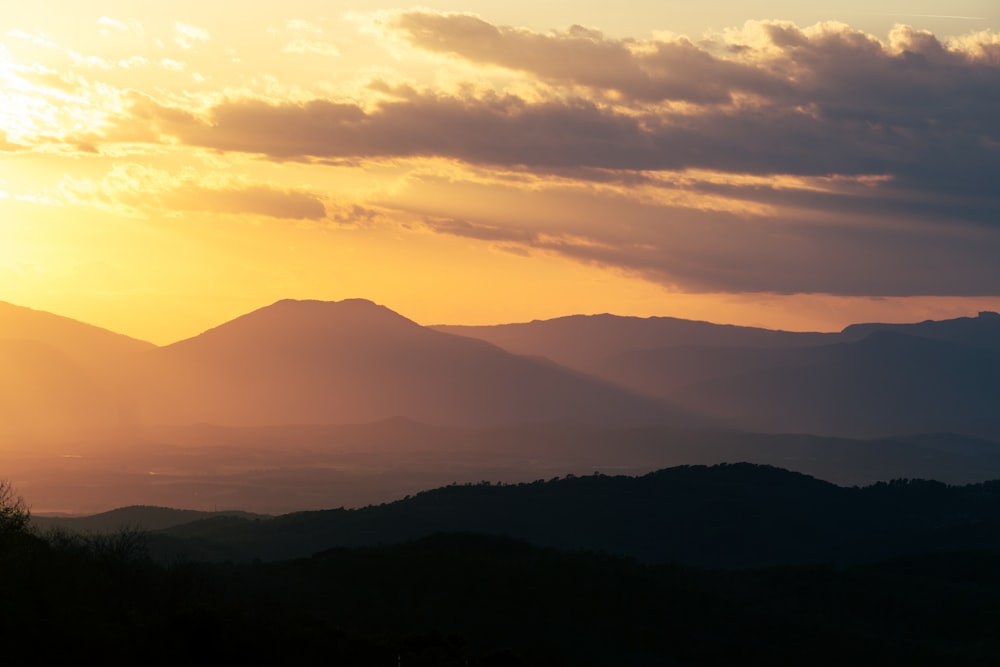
[0,479,29,536]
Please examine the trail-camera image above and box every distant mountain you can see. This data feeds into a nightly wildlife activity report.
[435,313,836,372]
[664,331,1000,438]
[126,299,695,428]
[0,339,116,440]
[843,311,1000,354]
[0,303,154,442]
[597,330,1000,438]
[133,463,1000,567]
[6,298,998,440]
[0,301,154,379]
[442,311,1000,439]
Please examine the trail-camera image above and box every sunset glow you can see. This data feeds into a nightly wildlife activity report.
[2,1,999,343]
[5,5,1000,658]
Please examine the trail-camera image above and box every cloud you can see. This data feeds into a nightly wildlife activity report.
[396,172,1000,297]
[114,18,1000,179]
[391,12,787,104]
[164,184,326,220]
[97,17,129,32]
[119,72,1000,225]
[174,22,210,49]
[0,131,27,152]
[286,19,323,34]
[386,14,1000,193]
[125,92,661,168]
[89,18,1000,297]
[422,216,541,244]
[57,163,327,220]
[281,18,339,57]
[283,38,340,57]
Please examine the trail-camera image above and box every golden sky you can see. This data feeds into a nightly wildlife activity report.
[2,1,1000,344]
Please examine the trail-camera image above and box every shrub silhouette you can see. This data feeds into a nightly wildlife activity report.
[0,479,30,536]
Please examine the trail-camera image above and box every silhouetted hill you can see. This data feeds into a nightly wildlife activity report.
[32,505,266,533]
[843,310,1000,354]
[139,464,1000,567]
[127,299,694,428]
[11,520,1000,665]
[435,313,835,371]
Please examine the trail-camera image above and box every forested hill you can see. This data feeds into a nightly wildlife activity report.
[128,463,1000,567]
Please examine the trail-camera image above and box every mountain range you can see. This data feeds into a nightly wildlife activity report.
[4,297,1000,513]
[4,297,998,438]
[438,310,1000,439]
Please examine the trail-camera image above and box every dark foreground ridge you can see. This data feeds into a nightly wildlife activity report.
[0,465,1000,666]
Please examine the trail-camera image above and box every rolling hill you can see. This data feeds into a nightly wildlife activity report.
[37,463,1000,568]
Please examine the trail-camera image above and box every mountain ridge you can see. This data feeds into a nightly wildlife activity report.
[126,298,697,429]
[4,297,998,440]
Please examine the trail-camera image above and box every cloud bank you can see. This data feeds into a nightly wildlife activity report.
[80,15,1000,295]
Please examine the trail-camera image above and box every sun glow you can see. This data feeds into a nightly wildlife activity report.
[0,3,995,342]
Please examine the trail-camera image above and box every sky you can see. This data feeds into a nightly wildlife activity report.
[1,1,999,344]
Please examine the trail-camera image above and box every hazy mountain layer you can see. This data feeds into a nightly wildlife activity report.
[603,330,1000,438]
[442,310,1000,439]
[125,299,693,428]
[0,301,154,377]
[3,298,998,445]
[435,313,838,371]
[0,301,155,443]
[0,339,115,440]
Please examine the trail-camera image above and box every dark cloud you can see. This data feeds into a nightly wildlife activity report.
[120,92,911,177]
[392,13,787,104]
[401,174,1000,297]
[125,84,999,229]
[520,208,1000,297]
[131,93,657,168]
[423,216,541,243]
[330,204,383,227]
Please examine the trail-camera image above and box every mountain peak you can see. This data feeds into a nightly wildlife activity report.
[170,297,421,349]
[270,297,376,308]
[263,297,410,318]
